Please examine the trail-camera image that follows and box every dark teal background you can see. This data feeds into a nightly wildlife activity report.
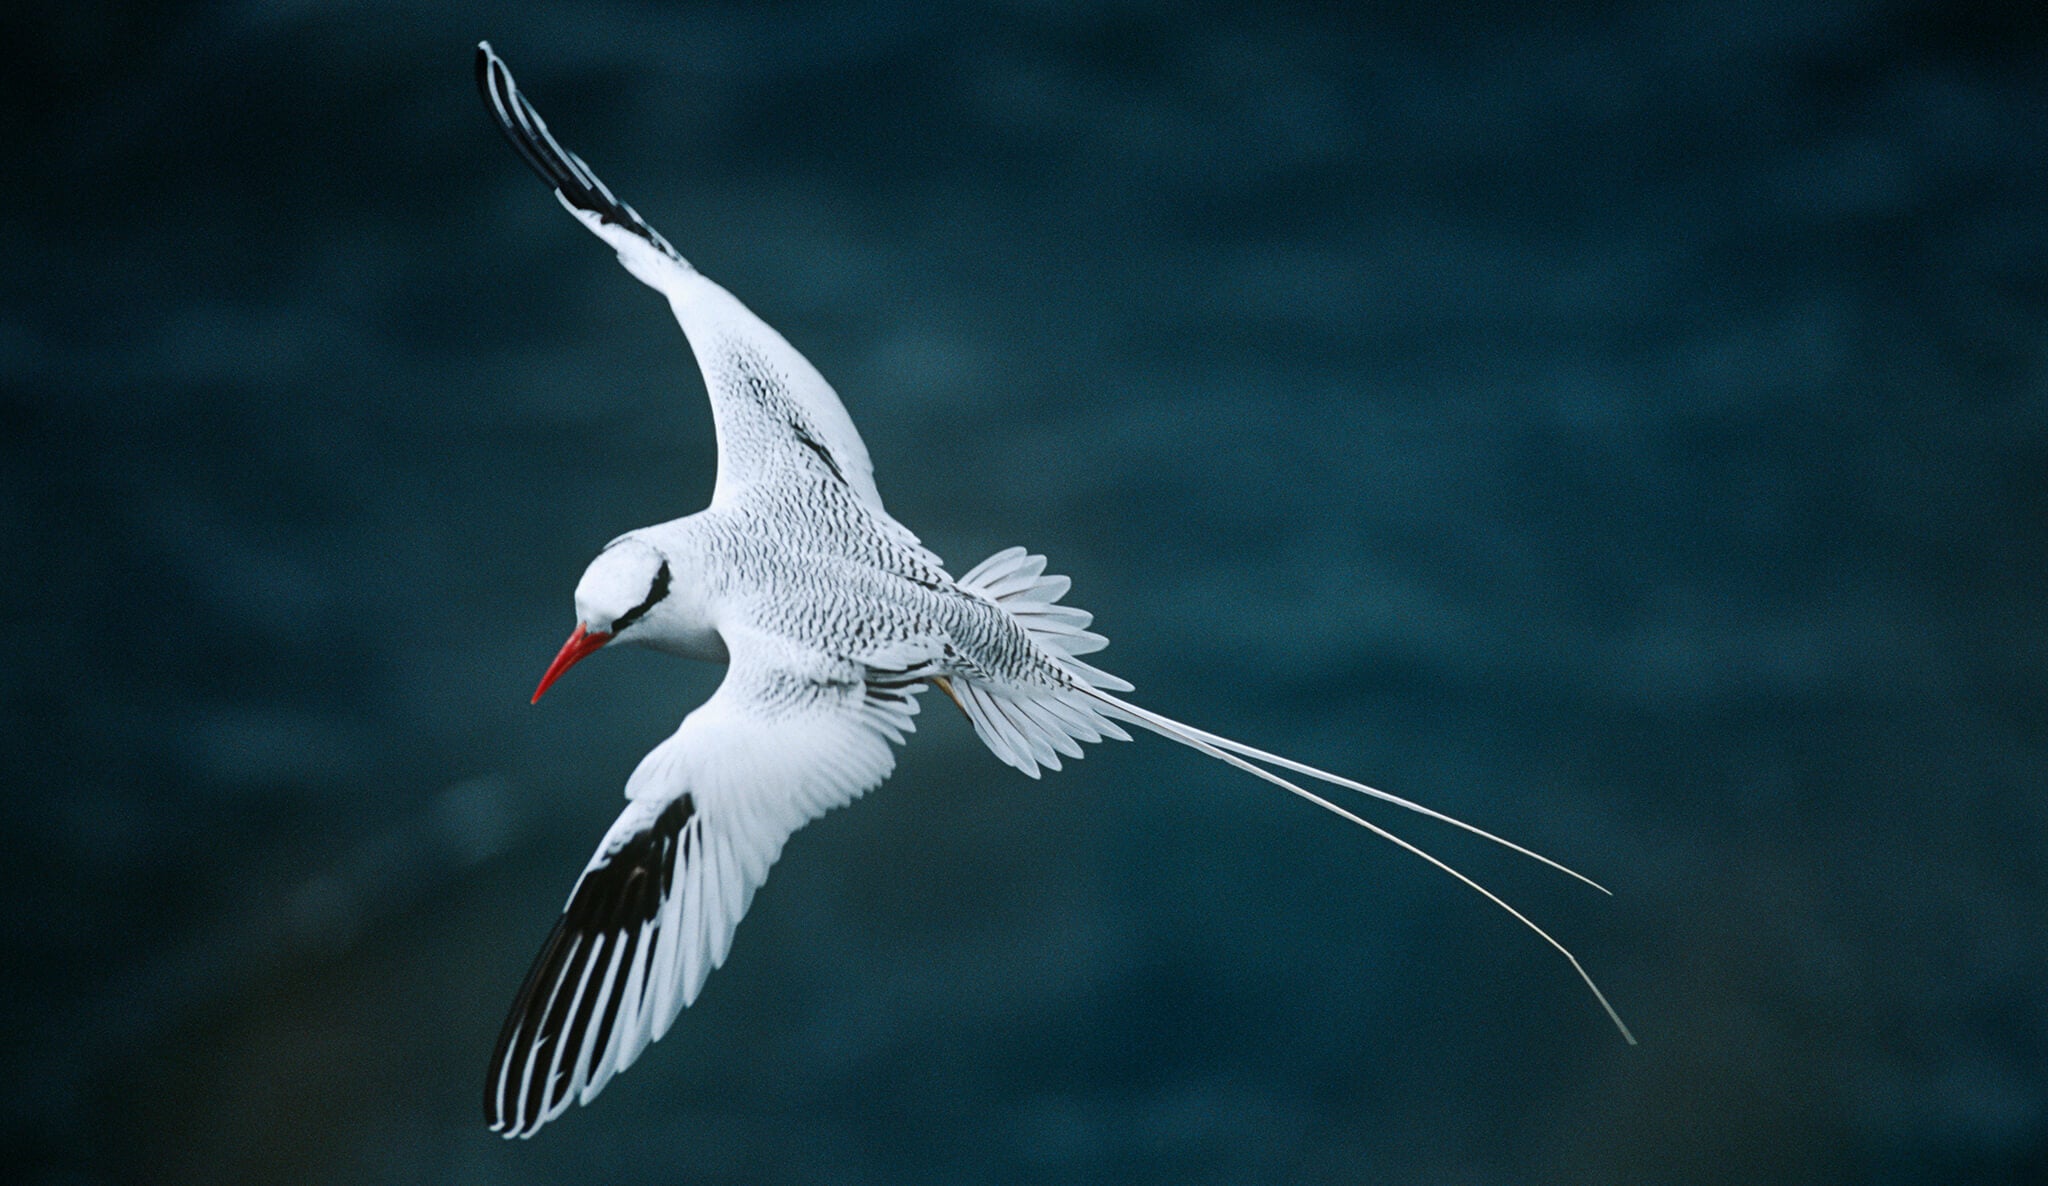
[5,2,2044,1182]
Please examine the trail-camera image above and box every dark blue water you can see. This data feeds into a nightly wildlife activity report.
[6,3,2044,1182]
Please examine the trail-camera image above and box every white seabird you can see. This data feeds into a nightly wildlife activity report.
[474,41,1632,1140]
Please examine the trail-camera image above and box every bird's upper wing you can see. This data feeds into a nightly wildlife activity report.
[476,42,906,528]
[484,626,927,1138]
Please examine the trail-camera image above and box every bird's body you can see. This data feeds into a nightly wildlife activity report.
[474,42,1630,1140]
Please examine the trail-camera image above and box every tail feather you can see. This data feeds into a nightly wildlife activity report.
[949,544,1632,1043]
[948,548,1136,778]
[958,547,1129,688]
[1081,686,1637,1045]
[1158,717,1610,894]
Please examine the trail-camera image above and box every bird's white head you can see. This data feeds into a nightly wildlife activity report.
[531,537,673,703]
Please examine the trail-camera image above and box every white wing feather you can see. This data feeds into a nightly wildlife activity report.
[476,42,901,524]
[486,628,920,1138]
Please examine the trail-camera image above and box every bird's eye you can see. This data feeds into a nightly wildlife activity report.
[611,561,671,633]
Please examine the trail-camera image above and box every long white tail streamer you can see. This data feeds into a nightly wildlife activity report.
[1082,687,1638,1044]
[1160,717,1610,894]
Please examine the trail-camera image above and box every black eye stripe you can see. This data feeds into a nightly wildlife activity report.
[611,561,670,633]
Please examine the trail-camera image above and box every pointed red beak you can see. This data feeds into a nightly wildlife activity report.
[532,623,612,703]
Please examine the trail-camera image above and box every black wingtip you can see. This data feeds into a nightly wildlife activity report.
[483,793,696,1139]
[474,41,574,195]
[471,42,686,265]
[474,42,508,117]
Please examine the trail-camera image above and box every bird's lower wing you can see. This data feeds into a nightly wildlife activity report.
[485,631,926,1138]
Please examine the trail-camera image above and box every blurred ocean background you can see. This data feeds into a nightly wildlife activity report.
[4,2,2044,1182]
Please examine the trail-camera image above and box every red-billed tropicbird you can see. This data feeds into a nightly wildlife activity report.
[474,41,1632,1139]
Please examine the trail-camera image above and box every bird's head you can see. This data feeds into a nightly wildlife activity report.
[531,537,673,703]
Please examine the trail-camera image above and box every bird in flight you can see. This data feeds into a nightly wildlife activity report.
[474,41,1632,1139]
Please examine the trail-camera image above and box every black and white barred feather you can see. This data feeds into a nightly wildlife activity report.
[477,42,684,265]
